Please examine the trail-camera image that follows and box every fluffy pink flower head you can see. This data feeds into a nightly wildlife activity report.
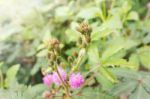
[43,74,53,86]
[69,73,84,89]
[147,2,150,10]
[52,67,67,85]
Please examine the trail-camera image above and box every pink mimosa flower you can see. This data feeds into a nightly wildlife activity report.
[69,73,84,89]
[43,74,53,86]
[52,67,67,85]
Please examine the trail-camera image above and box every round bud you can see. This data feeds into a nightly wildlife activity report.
[68,56,73,62]
[73,51,78,58]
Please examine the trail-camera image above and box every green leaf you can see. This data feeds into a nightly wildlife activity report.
[129,85,150,99]
[138,47,150,69]
[91,15,122,41]
[122,1,132,14]
[129,54,139,70]
[96,73,114,91]
[65,22,81,42]
[103,15,123,30]
[55,6,73,22]
[101,38,124,61]
[123,39,138,50]
[143,33,150,44]
[0,62,3,69]
[91,27,113,41]
[110,81,137,96]
[99,66,117,83]
[143,75,150,92]
[127,11,139,21]
[31,58,47,75]
[87,43,100,65]
[5,64,20,87]
[103,58,138,69]
[73,87,117,99]
[101,38,137,61]
[36,49,48,57]
[65,29,80,42]
[77,7,102,19]
[111,68,140,79]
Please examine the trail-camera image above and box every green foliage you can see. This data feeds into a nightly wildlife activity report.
[0,82,47,99]
[110,68,150,99]
[0,64,20,88]
[0,0,150,98]
[72,87,118,99]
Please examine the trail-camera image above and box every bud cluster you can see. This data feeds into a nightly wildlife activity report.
[76,22,92,35]
[47,38,61,65]
[76,22,92,48]
[48,38,60,51]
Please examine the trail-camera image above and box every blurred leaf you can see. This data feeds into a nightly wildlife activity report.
[55,6,73,22]
[87,43,100,65]
[31,58,47,75]
[110,81,137,96]
[96,73,114,91]
[91,28,113,41]
[65,29,80,42]
[143,33,150,44]
[37,44,45,51]
[138,47,150,69]
[129,85,150,99]
[111,68,140,79]
[77,7,102,19]
[5,64,20,87]
[73,87,117,99]
[91,15,122,41]
[99,66,117,83]
[0,62,3,69]
[129,54,139,70]
[103,58,138,69]
[122,1,132,14]
[101,38,124,61]
[36,49,48,57]
[127,11,139,21]
[102,38,137,61]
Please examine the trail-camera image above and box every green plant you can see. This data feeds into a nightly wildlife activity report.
[0,0,150,99]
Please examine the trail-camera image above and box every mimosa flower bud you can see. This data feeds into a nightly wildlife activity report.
[73,51,78,58]
[42,91,53,99]
[76,22,92,34]
[79,48,86,57]
[49,38,60,49]
[67,56,73,62]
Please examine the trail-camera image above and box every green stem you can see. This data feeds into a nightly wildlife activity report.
[145,11,150,20]
[54,62,70,98]
[0,70,3,88]
[102,0,106,20]
[70,49,85,73]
